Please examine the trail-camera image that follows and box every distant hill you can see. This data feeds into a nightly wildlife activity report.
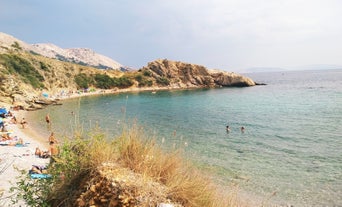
[243,65,342,73]
[0,32,123,70]
[289,64,342,71]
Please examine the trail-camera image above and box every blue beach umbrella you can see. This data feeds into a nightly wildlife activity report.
[0,108,7,114]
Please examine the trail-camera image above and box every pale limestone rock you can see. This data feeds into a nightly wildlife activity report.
[143,59,255,88]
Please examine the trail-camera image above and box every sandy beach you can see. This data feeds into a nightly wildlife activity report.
[0,108,50,207]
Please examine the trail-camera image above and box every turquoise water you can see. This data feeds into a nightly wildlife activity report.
[28,69,342,206]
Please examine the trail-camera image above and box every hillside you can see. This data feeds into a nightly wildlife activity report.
[0,50,124,109]
[0,33,256,110]
[0,32,122,70]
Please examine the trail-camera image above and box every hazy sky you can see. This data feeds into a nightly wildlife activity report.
[1,0,342,71]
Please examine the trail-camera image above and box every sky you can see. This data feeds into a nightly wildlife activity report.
[1,0,342,72]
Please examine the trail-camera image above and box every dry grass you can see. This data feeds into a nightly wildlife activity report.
[116,123,246,207]
[43,123,250,207]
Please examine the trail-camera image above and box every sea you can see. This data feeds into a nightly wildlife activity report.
[27,69,342,207]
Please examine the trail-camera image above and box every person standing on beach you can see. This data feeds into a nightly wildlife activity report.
[46,113,52,131]
[48,132,58,145]
[45,113,50,124]
[20,118,27,128]
[49,143,59,156]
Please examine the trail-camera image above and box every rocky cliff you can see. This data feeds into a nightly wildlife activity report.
[141,59,255,88]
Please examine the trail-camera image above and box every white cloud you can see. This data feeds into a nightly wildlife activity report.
[1,0,341,70]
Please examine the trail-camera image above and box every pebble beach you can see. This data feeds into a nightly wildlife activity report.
[0,106,50,207]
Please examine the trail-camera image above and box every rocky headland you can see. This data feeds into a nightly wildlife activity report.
[141,59,255,88]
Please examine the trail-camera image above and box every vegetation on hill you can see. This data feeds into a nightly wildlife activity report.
[0,53,45,88]
[0,51,157,91]
[0,43,256,108]
[0,50,162,106]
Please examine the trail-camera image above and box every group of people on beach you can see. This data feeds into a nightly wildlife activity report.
[34,114,59,159]
[0,108,25,146]
[1,106,59,163]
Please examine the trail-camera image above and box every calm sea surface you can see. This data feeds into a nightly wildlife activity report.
[28,69,342,206]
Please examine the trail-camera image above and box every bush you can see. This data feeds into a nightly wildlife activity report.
[135,74,153,87]
[39,61,50,71]
[135,74,143,82]
[156,76,170,86]
[74,73,92,89]
[0,54,44,88]
[113,76,134,89]
[11,41,22,50]
[94,74,113,89]
[143,70,152,77]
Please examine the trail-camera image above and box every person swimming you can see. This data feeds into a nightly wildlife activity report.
[226,125,231,132]
[241,126,245,133]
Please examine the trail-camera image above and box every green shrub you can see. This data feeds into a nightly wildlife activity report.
[115,76,134,88]
[135,74,143,82]
[39,61,50,71]
[74,73,92,89]
[94,74,113,89]
[156,76,170,86]
[0,54,44,88]
[135,74,153,87]
[143,70,152,77]
[11,41,22,50]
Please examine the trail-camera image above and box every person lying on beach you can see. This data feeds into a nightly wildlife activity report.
[29,165,48,174]
[0,136,24,146]
[35,147,50,158]
[1,133,12,141]
[35,147,42,156]
[35,144,59,158]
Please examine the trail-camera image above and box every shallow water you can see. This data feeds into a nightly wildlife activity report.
[28,69,342,206]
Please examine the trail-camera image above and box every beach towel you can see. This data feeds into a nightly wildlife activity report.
[30,174,52,179]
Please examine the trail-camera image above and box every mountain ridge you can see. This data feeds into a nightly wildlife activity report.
[0,32,123,70]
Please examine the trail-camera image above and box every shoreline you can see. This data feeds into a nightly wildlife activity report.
[2,87,266,207]
[54,85,207,101]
